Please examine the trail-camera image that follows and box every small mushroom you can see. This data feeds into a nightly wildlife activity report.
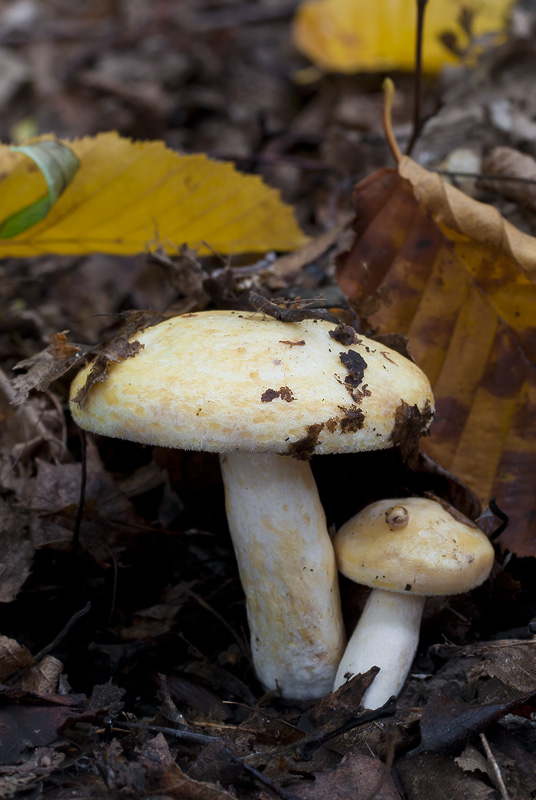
[69,311,433,699]
[333,497,495,708]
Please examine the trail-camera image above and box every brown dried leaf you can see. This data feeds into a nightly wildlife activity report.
[416,693,532,756]
[438,639,536,694]
[20,656,63,695]
[46,331,81,360]
[397,753,494,800]
[336,165,536,555]
[11,331,93,405]
[0,636,34,681]
[294,750,401,799]
[0,704,83,765]
[0,500,34,602]
[161,761,236,800]
[29,440,142,562]
[135,733,174,783]
[0,748,66,797]
[455,744,495,780]
[71,337,144,407]
[482,146,536,213]
[398,156,536,275]
[188,742,243,788]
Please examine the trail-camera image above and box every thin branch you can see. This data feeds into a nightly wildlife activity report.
[480,733,510,800]
[406,0,429,155]
[33,601,91,662]
[109,719,300,800]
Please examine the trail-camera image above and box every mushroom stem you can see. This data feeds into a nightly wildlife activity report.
[333,589,425,709]
[220,451,345,699]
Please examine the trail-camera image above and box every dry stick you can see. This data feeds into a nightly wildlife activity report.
[480,733,510,800]
[295,697,397,761]
[438,169,536,186]
[108,720,300,800]
[33,601,92,662]
[406,0,429,156]
[188,589,249,658]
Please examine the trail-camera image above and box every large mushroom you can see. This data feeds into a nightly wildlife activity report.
[69,310,433,699]
[333,497,495,708]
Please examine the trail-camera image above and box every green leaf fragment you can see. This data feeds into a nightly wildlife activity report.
[0,140,80,239]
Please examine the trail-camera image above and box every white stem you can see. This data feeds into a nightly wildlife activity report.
[333,589,425,709]
[220,452,345,699]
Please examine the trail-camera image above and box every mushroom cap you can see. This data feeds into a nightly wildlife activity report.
[334,497,494,595]
[69,310,433,456]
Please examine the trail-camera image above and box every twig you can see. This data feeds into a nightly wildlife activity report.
[187,590,249,658]
[437,169,536,185]
[480,733,510,800]
[110,719,220,746]
[406,0,429,156]
[109,720,300,800]
[33,601,92,662]
[241,761,300,800]
[294,697,397,760]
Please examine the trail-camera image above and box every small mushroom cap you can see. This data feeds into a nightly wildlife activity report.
[69,310,433,456]
[334,497,494,595]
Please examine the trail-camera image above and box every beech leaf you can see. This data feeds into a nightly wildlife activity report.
[336,163,536,556]
[0,132,307,257]
[293,0,516,74]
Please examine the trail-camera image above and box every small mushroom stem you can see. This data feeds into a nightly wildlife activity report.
[220,451,345,699]
[333,589,425,709]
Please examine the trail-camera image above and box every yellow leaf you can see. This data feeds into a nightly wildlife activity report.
[0,132,307,257]
[293,0,516,74]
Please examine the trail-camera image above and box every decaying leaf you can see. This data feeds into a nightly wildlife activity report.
[397,752,494,800]
[29,440,142,563]
[71,337,145,407]
[294,750,401,799]
[11,332,93,405]
[416,693,532,756]
[161,761,237,800]
[434,639,536,695]
[293,0,516,74]
[0,748,66,798]
[336,162,536,556]
[0,500,34,603]
[0,700,84,765]
[0,132,307,257]
[0,637,34,682]
[482,146,536,214]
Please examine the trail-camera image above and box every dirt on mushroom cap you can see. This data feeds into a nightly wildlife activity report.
[69,310,433,456]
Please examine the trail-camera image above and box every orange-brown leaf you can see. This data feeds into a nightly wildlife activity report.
[337,167,536,557]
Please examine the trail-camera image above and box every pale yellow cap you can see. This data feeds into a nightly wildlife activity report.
[69,310,433,457]
[334,497,494,595]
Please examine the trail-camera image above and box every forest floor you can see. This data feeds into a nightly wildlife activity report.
[0,0,535,798]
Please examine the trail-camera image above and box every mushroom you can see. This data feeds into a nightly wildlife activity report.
[333,497,495,708]
[69,310,433,699]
